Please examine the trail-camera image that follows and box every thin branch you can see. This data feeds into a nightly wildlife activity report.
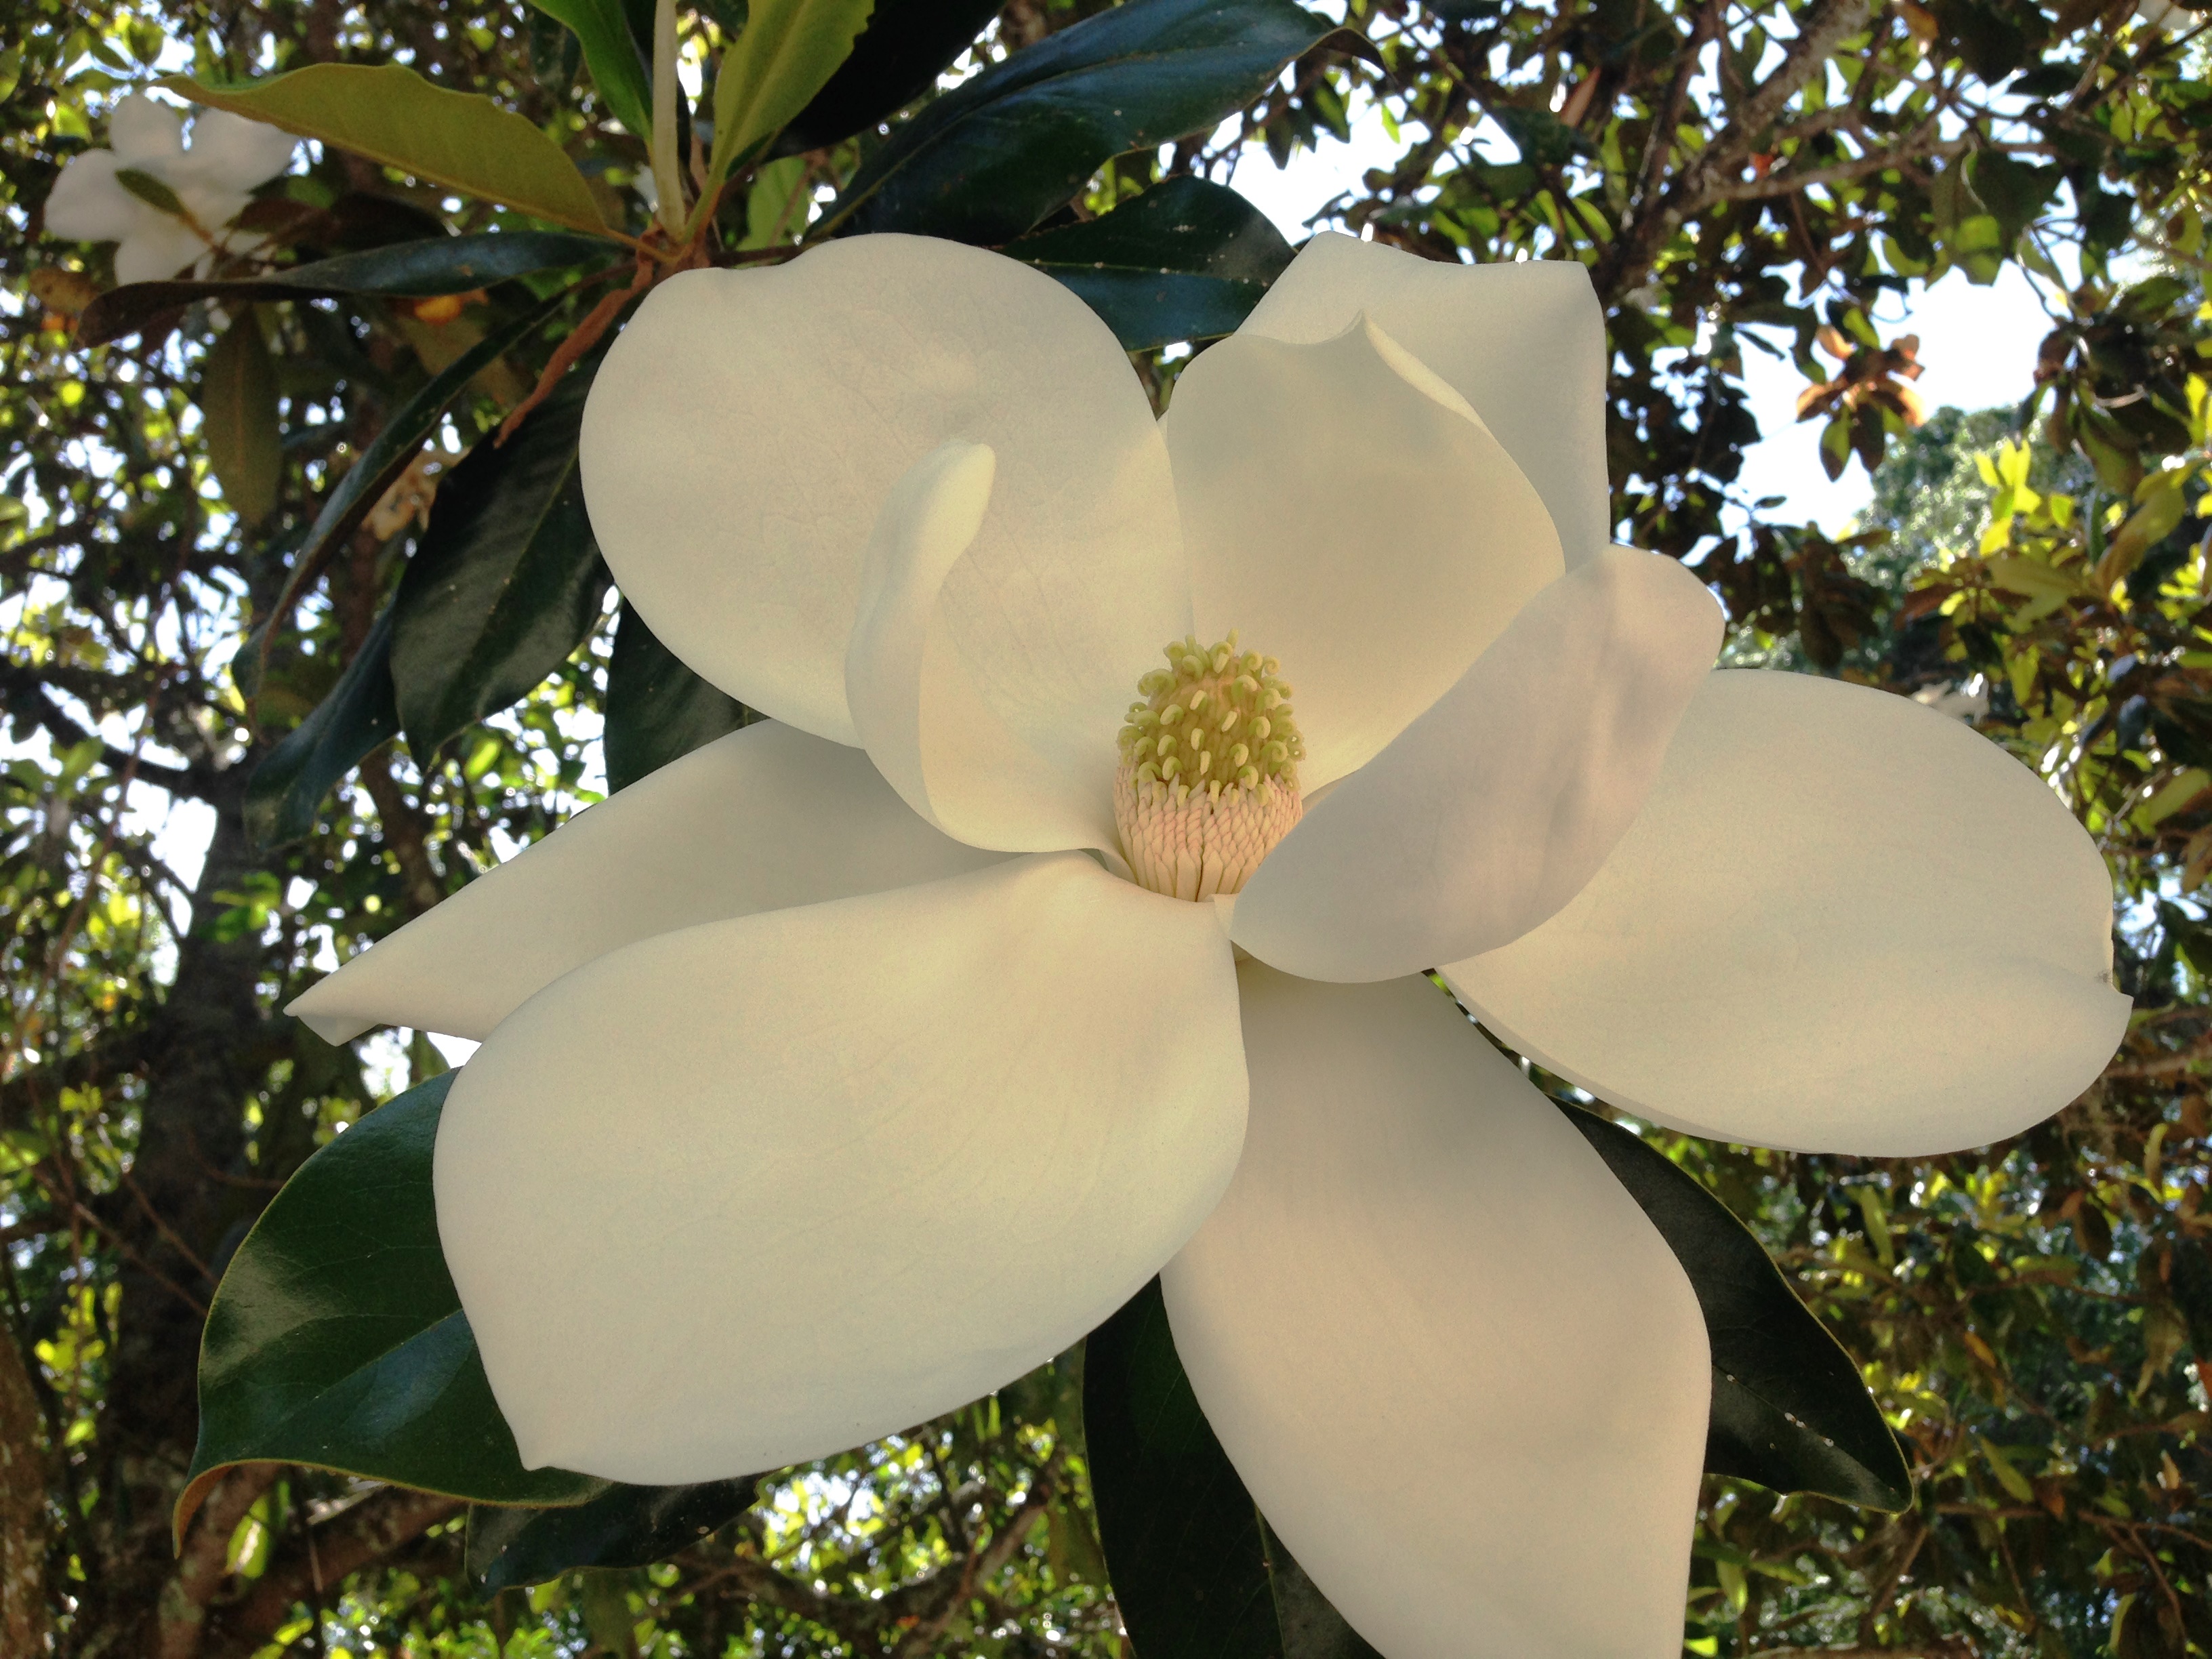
[0,661,209,799]
[203,1483,462,1658]
[1716,0,1879,161]
[27,1167,208,1317]
[1696,135,2058,210]
[159,1465,283,1659]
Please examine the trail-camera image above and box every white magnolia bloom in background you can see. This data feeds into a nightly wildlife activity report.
[44,94,295,285]
[293,232,2130,1656]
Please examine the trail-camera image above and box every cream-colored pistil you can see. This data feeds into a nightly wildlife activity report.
[1113,632,1304,900]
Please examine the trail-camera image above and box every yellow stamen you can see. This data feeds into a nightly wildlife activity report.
[1113,630,1305,900]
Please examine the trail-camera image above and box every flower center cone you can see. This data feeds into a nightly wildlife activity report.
[1113,631,1305,901]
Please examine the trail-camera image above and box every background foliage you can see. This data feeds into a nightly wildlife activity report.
[7,0,2212,1652]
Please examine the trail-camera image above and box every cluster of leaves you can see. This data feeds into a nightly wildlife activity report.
[8,0,2212,1653]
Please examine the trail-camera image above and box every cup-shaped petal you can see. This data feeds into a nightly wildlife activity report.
[1164,966,1708,1659]
[438,853,1247,1483]
[288,722,1006,1044]
[1232,546,1721,981]
[581,235,1186,748]
[1446,670,2131,1155]
[846,441,1118,852]
[1164,314,1563,787]
[1240,233,1610,569]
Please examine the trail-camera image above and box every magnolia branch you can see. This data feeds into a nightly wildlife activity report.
[1723,0,1878,153]
[0,661,208,799]
[1629,0,1722,219]
[200,1483,461,1658]
[680,1459,1065,1658]
[1605,0,1878,295]
[359,751,447,919]
[157,1465,281,1659]
[886,1471,1059,1656]
[1694,133,1976,207]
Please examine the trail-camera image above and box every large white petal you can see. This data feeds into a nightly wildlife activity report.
[42,152,143,244]
[845,441,1117,852]
[287,721,1004,1045]
[1163,966,1708,1659]
[580,234,1185,747]
[1233,547,1721,981]
[1446,670,2131,1155]
[1164,314,1563,787]
[438,852,1247,1483]
[1239,234,1612,568]
[106,94,186,167]
[114,218,211,286]
[180,108,298,192]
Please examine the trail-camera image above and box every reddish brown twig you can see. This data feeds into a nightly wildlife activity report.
[496,253,657,445]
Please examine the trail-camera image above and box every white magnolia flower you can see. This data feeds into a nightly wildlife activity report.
[43,94,296,286]
[292,233,2129,1657]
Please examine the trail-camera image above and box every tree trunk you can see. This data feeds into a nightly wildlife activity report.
[76,783,277,1658]
[0,1324,49,1656]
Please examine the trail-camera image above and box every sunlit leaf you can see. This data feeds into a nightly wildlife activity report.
[161,65,615,236]
[774,0,1002,155]
[525,0,653,142]
[706,0,875,189]
[197,309,281,525]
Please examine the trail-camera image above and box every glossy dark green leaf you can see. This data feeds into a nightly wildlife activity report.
[468,1477,760,1589]
[389,363,611,761]
[1004,176,1292,350]
[243,603,398,848]
[1084,1279,1378,1659]
[602,600,752,792]
[243,303,564,847]
[280,298,562,628]
[1557,1104,1914,1512]
[824,0,1362,245]
[79,232,613,345]
[775,0,1003,153]
[198,308,283,524]
[180,1076,605,1546]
